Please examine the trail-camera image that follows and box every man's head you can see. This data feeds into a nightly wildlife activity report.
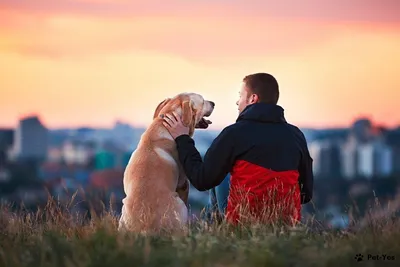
[236,73,279,114]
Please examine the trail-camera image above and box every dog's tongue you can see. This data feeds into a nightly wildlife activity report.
[195,118,212,129]
[202,118,212,124]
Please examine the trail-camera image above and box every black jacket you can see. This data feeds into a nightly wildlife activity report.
[175,103,314,204]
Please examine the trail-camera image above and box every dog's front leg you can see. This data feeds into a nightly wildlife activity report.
[176,165,190,207]
[176,178,189,207]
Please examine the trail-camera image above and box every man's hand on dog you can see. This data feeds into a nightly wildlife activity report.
[161,112,211,139]
[162,112,189,139]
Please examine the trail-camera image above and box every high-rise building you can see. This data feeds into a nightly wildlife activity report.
[309,140,342,178]
[0,129,13,165]
[358,141,393,178]
[392,147,400,174]
[385,129,400,175]
[341,135,359,179]
[357,143,374,178]
[356,125,394,178]
[9,115,48,162]
[309,141,323,176]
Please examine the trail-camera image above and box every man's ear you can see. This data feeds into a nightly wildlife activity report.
[153,98,171,119]
[249,94,259,104]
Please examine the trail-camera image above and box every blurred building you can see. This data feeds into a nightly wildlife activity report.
[94,140,132,170]
[62,140,95,165]
[357,141,392,178]
[112,121,138,151]
[89,169,124,188]
[0,128,13,166]
[9,116,48,162]
[47,146,63,163]
[39,162,91,185]
[95,150,117,170]
[341,119,394,179]
[309,140,341,178]
[385,128,400,175]
[89,169,125,200]
[351,118,373,143]
[341,135,359,179]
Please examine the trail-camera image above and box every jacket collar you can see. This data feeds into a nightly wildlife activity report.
[236,103,287,123]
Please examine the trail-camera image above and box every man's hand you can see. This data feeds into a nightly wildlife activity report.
[162,111,189,139]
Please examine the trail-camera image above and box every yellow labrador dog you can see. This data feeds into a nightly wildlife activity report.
[118,93,214,235]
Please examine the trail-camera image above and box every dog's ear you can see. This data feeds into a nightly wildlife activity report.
[153,98,171,119]
[181,100,194,127]
[182,100,196,136]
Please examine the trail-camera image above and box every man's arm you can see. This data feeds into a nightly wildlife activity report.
[298,134,314,204]
[174,126,237,191]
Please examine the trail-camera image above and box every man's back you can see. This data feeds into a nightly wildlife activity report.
[173,102,313,225]
[223,103,313,224]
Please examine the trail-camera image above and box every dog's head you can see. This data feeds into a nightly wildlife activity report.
[153,93,215,137]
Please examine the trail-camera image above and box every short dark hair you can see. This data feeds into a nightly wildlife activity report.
[243,73,279,104]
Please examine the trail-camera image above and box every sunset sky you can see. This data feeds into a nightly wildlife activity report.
[1,0,400,130]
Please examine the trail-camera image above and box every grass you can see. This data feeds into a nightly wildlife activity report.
[0,195,400,267]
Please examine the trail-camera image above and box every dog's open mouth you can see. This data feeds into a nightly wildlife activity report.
[195,102,214,129]
[195,117,212,129]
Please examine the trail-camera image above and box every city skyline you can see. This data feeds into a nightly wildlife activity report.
[1,0,400,129]
[1,113,399,132]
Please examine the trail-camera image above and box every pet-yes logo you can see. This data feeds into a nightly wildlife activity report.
[354,253,395,262]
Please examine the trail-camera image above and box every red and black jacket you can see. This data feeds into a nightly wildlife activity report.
[175,103,313,224]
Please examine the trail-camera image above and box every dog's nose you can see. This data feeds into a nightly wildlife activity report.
[209,101,215,108]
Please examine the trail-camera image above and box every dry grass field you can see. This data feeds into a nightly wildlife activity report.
[0,195,399,267]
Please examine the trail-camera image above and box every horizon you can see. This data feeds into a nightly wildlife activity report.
[0,112,397,132]
[1,1,400,130]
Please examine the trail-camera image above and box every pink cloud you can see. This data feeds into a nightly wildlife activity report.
[1,0,399,23]
[1,0,399,63]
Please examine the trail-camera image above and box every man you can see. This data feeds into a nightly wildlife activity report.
[162,73,313,225]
